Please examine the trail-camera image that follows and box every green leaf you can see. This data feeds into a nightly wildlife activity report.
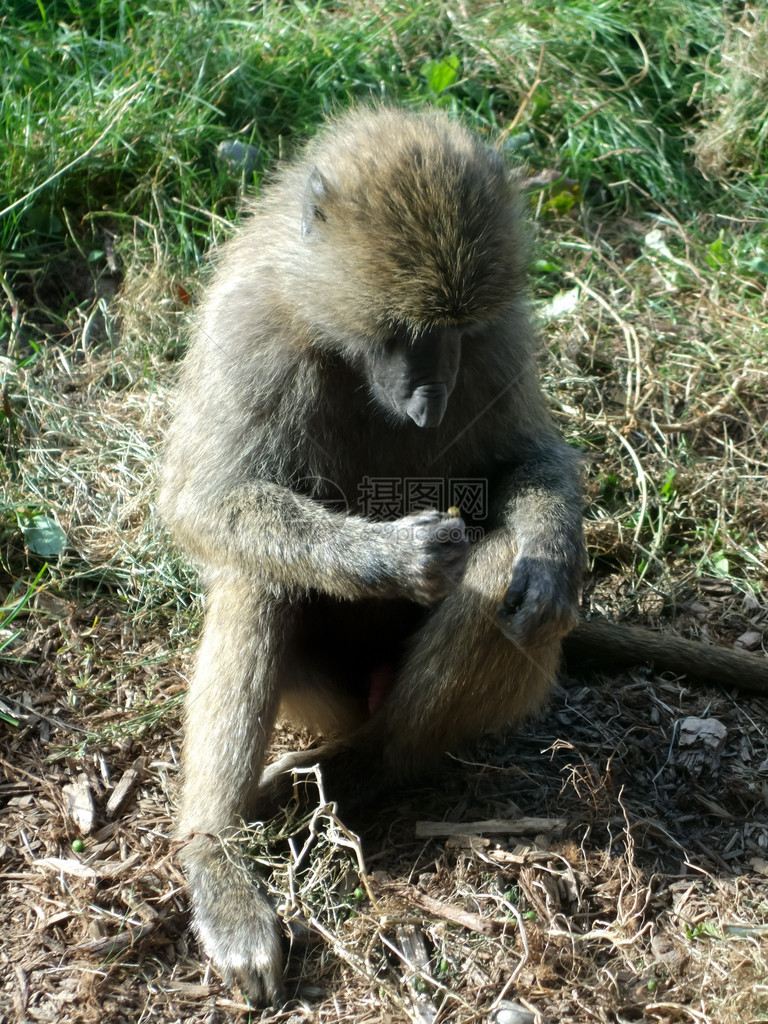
[541,191,576,216]
[422,54,459,94]
[660,467,677,500]
[706,235,727,267]
[710,551,730,576]
[22,516,68,557]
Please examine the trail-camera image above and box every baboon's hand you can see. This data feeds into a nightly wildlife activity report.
[384,510,468,604]
[497,555,579,646]
[185,843,285,1007]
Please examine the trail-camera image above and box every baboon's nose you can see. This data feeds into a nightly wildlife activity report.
[406,384,448,428]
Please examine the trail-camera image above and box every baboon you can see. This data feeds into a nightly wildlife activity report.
[159,107,768,1004]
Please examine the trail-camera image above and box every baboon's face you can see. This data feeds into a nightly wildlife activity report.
[365,323,463,429]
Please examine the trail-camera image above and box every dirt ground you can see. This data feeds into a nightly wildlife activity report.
[2,199,768,1023]
[3,578,768,1023]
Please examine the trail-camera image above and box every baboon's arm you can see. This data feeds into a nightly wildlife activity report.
[162,478,466,605]
[493,439,587,645]
[498,442,584,561]
[167,479,368,581]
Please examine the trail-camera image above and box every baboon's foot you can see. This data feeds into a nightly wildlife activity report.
[185,841,285,1006]
[254,741,388,820]
[253,746,337,819]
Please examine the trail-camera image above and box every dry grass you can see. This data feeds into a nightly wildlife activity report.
[694,7,768,179]
[2,188,767,1023]
[4,2,768,1020]
[3,3,768,1002]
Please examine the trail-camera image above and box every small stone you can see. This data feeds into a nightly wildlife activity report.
[735,630,763,651]
[651,932,681,964]
[216,140,262,175]
[490,1001,535,1024]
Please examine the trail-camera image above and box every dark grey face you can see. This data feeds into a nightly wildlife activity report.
[367,324,463,428]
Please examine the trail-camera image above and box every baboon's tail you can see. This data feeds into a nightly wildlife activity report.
[563,618,768,694]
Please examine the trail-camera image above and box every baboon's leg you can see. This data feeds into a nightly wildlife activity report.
[178,574,292,1006]
[257,529,562,813]
[386,528,560,765]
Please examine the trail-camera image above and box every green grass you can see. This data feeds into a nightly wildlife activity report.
[1,0,766,693]
[2,1,764,359]
[1,4,767,1021]
[0,0,761,247]
[1,0,766,686]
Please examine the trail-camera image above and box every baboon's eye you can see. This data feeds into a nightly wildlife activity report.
[382,323,410,350]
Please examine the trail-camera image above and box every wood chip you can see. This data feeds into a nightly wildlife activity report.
[677,717,727,776]
[489,847,559,866]
[106,756,145,817]
[415,817,567,838]
[76,920,157,954]
[62,774,96,834]
[735,630,763,651]
[33,857,99,880]
[394,923,438,1024]
[380,881,500,936]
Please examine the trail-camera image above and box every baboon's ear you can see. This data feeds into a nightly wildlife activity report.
[301,166,329,239]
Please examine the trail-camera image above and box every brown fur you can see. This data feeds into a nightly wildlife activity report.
[159,107,586,1004]
[564,617,768,692]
